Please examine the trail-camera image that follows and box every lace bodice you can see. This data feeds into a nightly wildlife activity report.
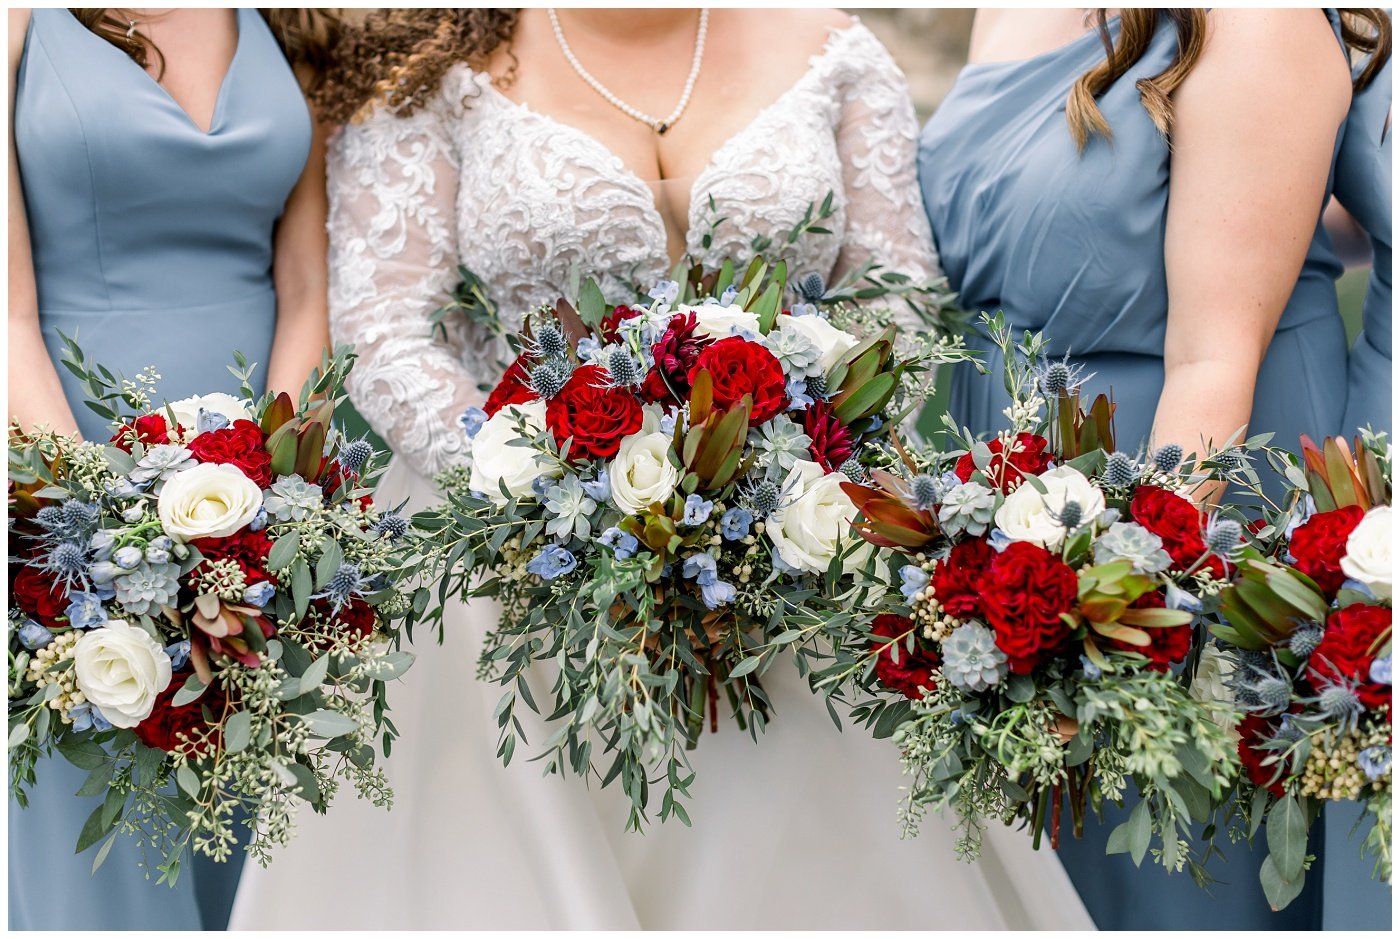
[328,21,940,477]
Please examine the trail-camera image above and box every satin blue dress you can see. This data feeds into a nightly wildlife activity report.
[919,12,1350,931]
[1337,56,1392,439]
[10,9,310,930]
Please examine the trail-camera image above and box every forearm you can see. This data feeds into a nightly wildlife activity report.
[1151,360,1260,505]
[7,317,79,436]
[264,300,330,399]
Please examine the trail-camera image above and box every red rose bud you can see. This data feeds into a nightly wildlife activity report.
[1289,506,1365,598]
[953,433,1052,493]
[980,541,1078,674]
[931,538,996,620]
[870,613,940,700]
[188,419,273,488]
[688,336,787,426]
[803,400,855,473]
[1237,713,1287,797]
[545,364,643,461]
[484,353,540,417]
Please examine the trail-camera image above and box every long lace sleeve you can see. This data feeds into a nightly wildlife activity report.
[327,99,479,479]
[830,26,943,327]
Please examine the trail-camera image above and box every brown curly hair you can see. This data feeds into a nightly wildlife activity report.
[311,9,520,125]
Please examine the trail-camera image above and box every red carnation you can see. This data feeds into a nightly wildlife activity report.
[931,538,996,620]
[11,567,68,629]
[870,613,940,700]
[190,529,275,586]
[643,313,713,407]
[111,413,180,453]
[1102,590,1191,672]
[1237,713,1286,797]
[981,541,1079,674]
[689,337,787,425]
[188,419,272,488]
[953,433,1053,493]
[545,364,643,461]
[1289,506,1365,598]
[600,305,643,344]
[1130,485,1225,579]
[804,401,855,473]
[484,354,539,417]
[134,678,229,755]
[1312,603,1392,710]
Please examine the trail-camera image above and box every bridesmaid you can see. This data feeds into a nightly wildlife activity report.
[7,7,334,930]
[919,7,1387,931]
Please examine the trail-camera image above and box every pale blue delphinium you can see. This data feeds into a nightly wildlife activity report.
[749,415,812,480]
[264,475,324,522]
[681,552,736,609]
[1093,521,1172,575]
[1371,655,1392,686]
[242,581,276,608]
[248,505,269,532]
[1080,655,1103,681]
[648,280,680,306]
[581,470,612,503]
[986,529,1014,552]
[17,620,53,651]
[113,545,144,571]
[89,530,116,562]
[899,565,929,603]
[719,507,753,541]
[195,407,231,435]
[459,407,488,440]
[784,375,815,412]
[598,527,639,560]
[1165,581,1203,613]
[1359,745,1392,782]
[165,639,191,670]
[527,545,577,580]
[104,477,141,500]
[64,591,107,630]
[67,702,113,733]
[144,536,173,566]
[937,482,997,537]
[719,284,739,305]
[681,494,714,528]
[575,336,602,363]
[543,475,598,542]
[128,444,195,486]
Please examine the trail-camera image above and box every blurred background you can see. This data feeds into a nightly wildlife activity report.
[341,8,1373,450]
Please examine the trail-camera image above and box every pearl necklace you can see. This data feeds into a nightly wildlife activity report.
[547,8,709,136]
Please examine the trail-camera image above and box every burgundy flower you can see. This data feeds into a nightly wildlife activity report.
[870,613,940,699]
[804,401,856,473]
[643,313,712,406]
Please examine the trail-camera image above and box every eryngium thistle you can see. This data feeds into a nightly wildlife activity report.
[373,513,409,541]
[534,321,568,358]
[1039,361,1072,397]
[339,438,374,475]
[804,373,828,400]
[907,474,940,512]
[838,457,869,484]
[1288,624,1324,659]
[529,357,574,399]
[1153,443,1184,474]
[798,272,825,302]
[1205,517,1243,560]
[1103,451,1138,488]
[1249,676,1293,715]
[942,622,1009,692]
[605,347,644,387]
[1055,499,1084,532]
[744,479,782,518]
[42,541,90,590]
[1317,683,1364,727]
[319,562,366,614]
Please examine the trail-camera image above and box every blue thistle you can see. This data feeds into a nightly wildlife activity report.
[1205,516,1243,561]
[797,272,826,302]
[339,437,375,476]
[1250,676,1293,715]
[373,512,409,541]
[1317,683,1364,728]
[1103,451,1138,488]
[605,347,644,387]
[530,357,574,399]
[1288,624,1324,659]
[316,562,367,614]
[907,474,940,512]
[838,457,869,485]
[1153,443,1184,474]
[534,321,569,359]
[803,373,828,400]
[41,541,90,591]
[744,479,782,518]
[1055,499,1084,532]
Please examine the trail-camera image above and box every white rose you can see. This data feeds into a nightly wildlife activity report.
[993,465,1106,550]
[1189,644,1240,744]
[767,460,872,574]
[167,392,252,437]
[609,430,680,516]
[468,399,555,505]
[158,462,264,541]
[73,620,173,729]
[776,315,859,375]
[681,303,762,340]
[1341,505,1391,599]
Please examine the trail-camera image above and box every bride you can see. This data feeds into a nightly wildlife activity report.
[231,9,1093,929]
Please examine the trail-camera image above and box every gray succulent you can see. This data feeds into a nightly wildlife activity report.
[941,622,1009,693]
[128,444,195,486]
[749,415,813,480]
[1093,521,1172,575]
[937,482,998,537]
[263,475,324,522]
[114,561,181,615]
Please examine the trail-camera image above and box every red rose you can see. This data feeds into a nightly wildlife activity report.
[643,313,712,407]
[190,529,275,586]
[1289,506,1365,598]
[600,305,642,344]
[688,337,787,426]
[1237,713,1286,797]
[188,420,272,488]
[484,354,539,417]
[112,414,180,453]
[870,613,940,700]
[803,401,855,473]
[545,364,643,461]
[1102,590,1192,672]
[1130,485,1225,579]
[134,678,228,755]
[953,433,1053,493]
[931,538,996,620]
[12,567,68,629]
[981,541,1078,674]
[1312,603,1392,710]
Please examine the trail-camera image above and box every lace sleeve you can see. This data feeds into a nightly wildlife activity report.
[830,26,942,328]
[327,100,478,479]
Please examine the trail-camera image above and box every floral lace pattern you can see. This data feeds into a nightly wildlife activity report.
[328,21,939,477]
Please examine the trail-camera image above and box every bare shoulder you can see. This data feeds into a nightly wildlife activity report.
[10,8,31,76]
[1199,8,1351,103]
[730,8,854,50]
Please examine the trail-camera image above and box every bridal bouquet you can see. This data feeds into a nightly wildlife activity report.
[8,339,430,882]
[813,314,1249,878]
[425,254,966,827]
[1211,430,1391,909]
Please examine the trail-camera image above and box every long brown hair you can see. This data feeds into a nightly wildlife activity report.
[69,8,345,93]
[1067,8,1393,151]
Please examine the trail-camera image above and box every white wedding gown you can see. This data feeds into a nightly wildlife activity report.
[231,21,1093,930]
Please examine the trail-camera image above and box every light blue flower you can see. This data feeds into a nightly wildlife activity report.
[1341,578,1379,601]
[1359,745,1391,782]
[699,578,737,609]
[121,504,146,524]
[248,505,269,532]
[599,527,639,560]
[788,301,820,317]
[243,581,276,608]
[784,375,815,411]
[582,469,612,503]
[113,546,144,570]
[90,561,122,586]
[89,530,116,562]
[658,408,681,436]
[543,475,598,542]
[165,639,191,671]
[104,477,141,500]
[67,702,112,734]
[1165,581,1203,613]
[682,552,718,583]
[648,280,680,306]
[1080,655,1103,681]
[899,565,930,603]
[681,494,714,528]
[771,546,803,577]
[719,507,753,541]
[1371,655,1392,686]
[526,545,577,580]
[575,336,602,362]
[64,592,107,630]
[144,536,173,566]
[986,529,1014,552]
[459,406,489,440]
[17,620,53,651]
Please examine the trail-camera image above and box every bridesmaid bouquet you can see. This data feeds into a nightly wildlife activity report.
[425,255,967,828]
[1212,430,1391,909]
[8,340,431,882]
[812,314,1251,878]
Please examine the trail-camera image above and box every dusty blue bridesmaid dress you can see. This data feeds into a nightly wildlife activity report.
[10,9,310,930]
[919,11,1352,931]
[1337,55,1392,439]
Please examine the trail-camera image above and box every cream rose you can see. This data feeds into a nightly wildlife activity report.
[609,429,680,516]
[1189,644,1240,744]
[468,399,555,505]
[1341,505,1391,599]
[73,620,173,729]
[767,460,872,574]
[167,392,253,437]
[776,314,859,375]
[993,465,1106,550]
[158,462,264,541]
[682,303,762,340]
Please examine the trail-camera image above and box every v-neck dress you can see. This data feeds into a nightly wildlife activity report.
[10,8,310,930]
[918,11,1352,931]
